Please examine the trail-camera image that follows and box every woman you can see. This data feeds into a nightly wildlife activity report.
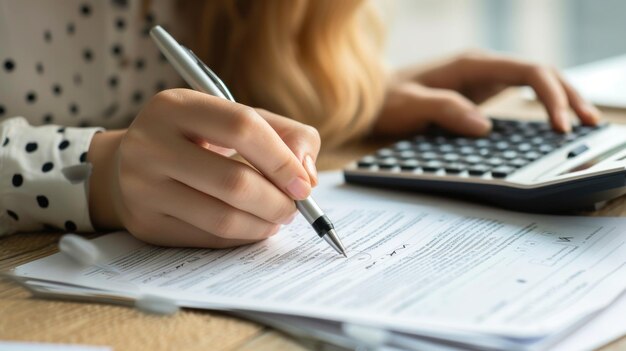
[0,0,599,247]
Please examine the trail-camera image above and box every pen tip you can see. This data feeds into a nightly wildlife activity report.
[343,252,348,258]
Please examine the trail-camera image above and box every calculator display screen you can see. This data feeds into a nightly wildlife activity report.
[563,142,626,174]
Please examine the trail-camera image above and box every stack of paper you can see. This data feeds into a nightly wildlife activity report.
[7,172,626,351]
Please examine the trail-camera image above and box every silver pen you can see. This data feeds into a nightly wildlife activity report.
[150,25,347,257]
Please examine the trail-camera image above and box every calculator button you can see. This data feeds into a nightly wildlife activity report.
[478,148,491,156]
[494,141,510,150]
[438,144,456,153]
[394,141,413,150]
[444,163,466,174]
[455,138,471,146]
[377,148,394,157]
[530,136,544,145]
[524,151,541,161]
[509,135,524,143]
[501,151,518,160]
[567,144,589,158]
[378,158,398,169]
[538,145,554,154]
[400,160,420,170]
[464,155,484,164]
[442,153,461,162]
[490,132,504,140]
[357,156,376,168]
[475,139,491,147]
[420,152,439,160]
[509,158,529,168]
[422,161,443,172]
[487,158,505,167]
[459,146,475,155]
[398,150,417,159]
[491,166,514,178]
[468,165,490,176]
[416,144,435,152]
[517,143,532,152]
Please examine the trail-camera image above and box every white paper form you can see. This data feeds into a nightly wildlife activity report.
[15,200,626,340]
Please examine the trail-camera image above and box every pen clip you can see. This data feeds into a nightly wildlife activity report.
[183,46,235,101]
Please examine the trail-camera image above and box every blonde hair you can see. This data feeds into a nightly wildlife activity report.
[191,0,387,148]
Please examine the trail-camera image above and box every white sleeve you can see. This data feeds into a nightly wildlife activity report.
[0,117,104,236]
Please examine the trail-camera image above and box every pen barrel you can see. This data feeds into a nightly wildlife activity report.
[295,197,324,224]
[311,215,334,238]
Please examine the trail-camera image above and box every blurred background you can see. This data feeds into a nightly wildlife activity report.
[381,0,626,68]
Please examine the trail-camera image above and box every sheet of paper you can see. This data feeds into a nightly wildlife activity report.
[14,173,626,339]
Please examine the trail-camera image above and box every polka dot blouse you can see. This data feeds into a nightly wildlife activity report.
[0,0,184,236]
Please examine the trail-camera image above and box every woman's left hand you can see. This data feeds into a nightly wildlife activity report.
[373,51,601,137]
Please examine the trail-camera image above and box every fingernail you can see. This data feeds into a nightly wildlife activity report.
[286,177,310,200]
[582,104,601,122]
[303,155,318,187]
[466,111,491,134]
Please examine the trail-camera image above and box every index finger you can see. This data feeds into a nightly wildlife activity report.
[154,89,312,200]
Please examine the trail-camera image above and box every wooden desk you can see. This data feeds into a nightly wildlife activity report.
[2,89,626,350]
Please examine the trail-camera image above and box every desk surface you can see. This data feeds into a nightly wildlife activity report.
[1,89,626,351]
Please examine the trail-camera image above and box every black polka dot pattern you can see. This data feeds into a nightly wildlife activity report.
[12,174,23,187]
[42,162,54,172]
[7,210,19,221]
[115,17,126,30]
[25,142,38,153]
[37,195,49,208]
[52,84,62,95]
[83,48,94,62]
[0,2,180,237]
[26,92,37,104]
[59,140,70,150]
[3,59,15,72]
[69,103,79,115]
[80,4,91,17]
[65,220,77,232]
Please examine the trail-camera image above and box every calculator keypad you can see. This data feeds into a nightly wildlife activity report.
[356,119,603,178]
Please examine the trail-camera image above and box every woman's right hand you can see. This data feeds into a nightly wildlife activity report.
[87,89,321,248]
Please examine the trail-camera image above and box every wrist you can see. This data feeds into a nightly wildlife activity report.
[87,130,125,230]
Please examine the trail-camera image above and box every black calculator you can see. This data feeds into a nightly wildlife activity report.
[344,118,626,212]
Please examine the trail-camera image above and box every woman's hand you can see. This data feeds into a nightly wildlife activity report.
[87,89,321,248]
[374,51,601,137]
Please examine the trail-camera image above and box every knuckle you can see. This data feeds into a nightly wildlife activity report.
[230,106,260,139]
[457,48,486,63]
[151,89,186,110]
[271,156,293,176]
[438,91,467,108]
[526,65,549,80]
[259,224,281,239]
[214,211,240,238]
[269,199,296,224]
[302,125,321,146]
[222,166,254,203]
